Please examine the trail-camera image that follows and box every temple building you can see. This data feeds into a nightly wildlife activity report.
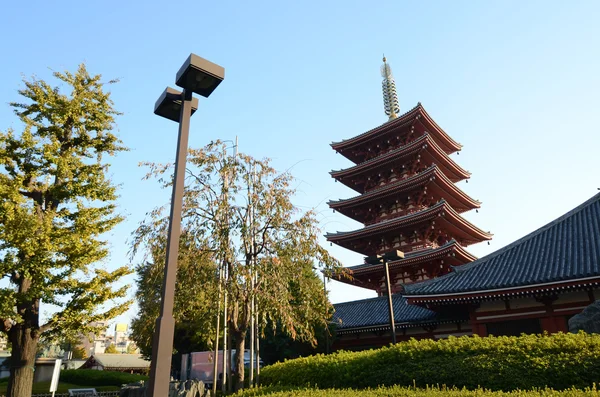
[328,58,600,351]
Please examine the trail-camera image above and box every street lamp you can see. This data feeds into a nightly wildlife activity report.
[365,250,404,344]
[148,53,225,397]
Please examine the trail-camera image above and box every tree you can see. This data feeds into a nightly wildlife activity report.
[130,230,218,358]
[105,343,118,354]
[0,65,132,397]
[126,342,138,354]
[72,346,88,359]
[132,141,341,391]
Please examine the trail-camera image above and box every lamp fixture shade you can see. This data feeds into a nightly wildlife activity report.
[175,54,225,98]
[365,255,383,265]
[154,87,199,122]
[383,250,405,261]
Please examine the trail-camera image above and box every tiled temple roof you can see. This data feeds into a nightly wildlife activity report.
[332,294,441,331]
[405,193,600,298]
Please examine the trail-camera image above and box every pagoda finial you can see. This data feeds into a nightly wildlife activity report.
[381,55,400,120]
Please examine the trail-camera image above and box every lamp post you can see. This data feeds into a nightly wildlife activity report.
[149,54,224,397]
[365,250,404,344]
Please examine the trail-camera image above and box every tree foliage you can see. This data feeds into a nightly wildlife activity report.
[0,64,132,397]
[105,343,118,354]
[131,141,341,390]
[130,229,219,357]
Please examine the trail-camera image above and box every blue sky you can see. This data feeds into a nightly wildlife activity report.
[1,0,599,329]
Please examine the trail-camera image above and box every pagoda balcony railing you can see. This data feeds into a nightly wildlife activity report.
[365,204,430,226]
[379,240,440,254]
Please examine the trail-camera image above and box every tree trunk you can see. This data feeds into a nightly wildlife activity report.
[7,325,38,397]
[233,331,246,392]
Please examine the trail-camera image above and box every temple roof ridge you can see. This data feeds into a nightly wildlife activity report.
[403,192,600,297]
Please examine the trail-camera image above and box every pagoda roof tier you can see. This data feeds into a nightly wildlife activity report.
[349,240,476,275]
[334,241,476,290]
[331,103,462,164]
[325,200,492,256]
[328,165,480,223]
[330,134,470,194]
[404,192,600,305]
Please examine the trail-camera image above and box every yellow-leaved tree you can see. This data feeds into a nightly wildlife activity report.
[0,65,132,397]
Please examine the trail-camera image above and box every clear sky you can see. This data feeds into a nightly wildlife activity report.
[1,0,599,329]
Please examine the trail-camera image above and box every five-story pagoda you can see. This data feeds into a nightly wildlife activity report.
[326,57,491,296]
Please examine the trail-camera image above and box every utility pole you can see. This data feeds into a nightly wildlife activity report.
[253,165,261,386]
[220,137,238,394]
[212,260,222,395]
[324,271,329,354]
[221,170,229,395]
[249,162,255,387]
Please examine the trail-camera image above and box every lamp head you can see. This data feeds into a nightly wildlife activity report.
[154,87,199,122]
[175,54,225,98]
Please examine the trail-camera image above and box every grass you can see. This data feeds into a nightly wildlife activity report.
[232,385,600,396]
[0,379,119,394]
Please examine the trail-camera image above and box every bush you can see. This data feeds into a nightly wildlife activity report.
[234,385,600,396]
[60,369,148,386]
[259,332,600,391]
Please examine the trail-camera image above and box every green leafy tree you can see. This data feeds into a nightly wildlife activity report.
[72,346,88,359]
[126,342,138,354]
[130,230,218,357]
[0,65,132,397]
[132,141,340,391]
[105,343,118,354]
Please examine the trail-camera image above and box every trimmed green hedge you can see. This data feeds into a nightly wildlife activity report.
[234,385,600,397]
[260,333,600,391]
[60,369,148,386]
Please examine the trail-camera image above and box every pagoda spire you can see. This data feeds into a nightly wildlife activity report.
[381,55,400,120]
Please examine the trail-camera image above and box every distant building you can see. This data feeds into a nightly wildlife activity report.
[114,323,128,353]
[0,334,8,351]
[79,321,109,356]
[81,354,150,374]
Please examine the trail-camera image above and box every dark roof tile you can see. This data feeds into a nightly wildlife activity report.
[405,193,600,296]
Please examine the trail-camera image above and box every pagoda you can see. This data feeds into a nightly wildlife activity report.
[326,57,491,296]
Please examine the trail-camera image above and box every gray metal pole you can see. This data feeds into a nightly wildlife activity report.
[221,282,228,394]
[148,89,193,397]
[211,263,222,395]
[324,272,329,354]
[252,165,260,386]
[383,258,396,344]
[248,166,255,387]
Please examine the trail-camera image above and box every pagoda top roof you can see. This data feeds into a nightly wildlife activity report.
[346,240,477,275]
[331,103,462,158]
[330,133,471,192]
[326,200,492,251]
[404,192,600,301]
[328,165,480,218]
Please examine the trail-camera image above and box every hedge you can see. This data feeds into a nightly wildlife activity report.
[59,369,148,386]
[234,385,600,397]
[260,332,600,391]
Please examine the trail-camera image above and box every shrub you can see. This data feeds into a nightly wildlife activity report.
[60,369,148,386]
[259,332,600,391]
[234,385,600,397]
